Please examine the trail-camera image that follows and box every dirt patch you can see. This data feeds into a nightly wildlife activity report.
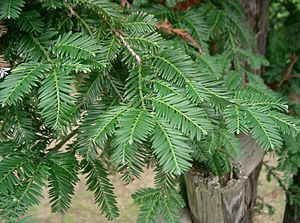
[28,156,285,223]
[254,154,285,223]
[28,169,154,223]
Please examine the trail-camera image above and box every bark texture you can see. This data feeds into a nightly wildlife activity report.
[240,0,269,56]
[185,135,264,223]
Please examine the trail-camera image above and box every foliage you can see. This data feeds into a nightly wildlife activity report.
[0,0,298,222]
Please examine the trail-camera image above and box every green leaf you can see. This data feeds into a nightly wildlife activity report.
[224,9,254,48]
[91,105,128,146]
[0,62,51,106]
[154,167,177,190]
[150,49,195,87]
[160,198,180,223]
[224,104,248,134]
[246,108,283,150]
[16,10,44,34]
[238,49,269,69]
[47,152,79,214]
[151,94,212,139]
[82,159,119,220]
[125,32,164,52]
[224,71,242,90]
[0,0,25,19]
[137,199,160,223]
[133,188,184,223]
[54,32,99,60]
[0,141,15,156]
[180,9,209,52]
[124,12,157,34]
[247,74,280,100]
[41,0,64,9]
[270,111,299,137]
[133,188,161,223]
[219,130,241,157]
[38,67,75,129]
[150,49,209,103]
[82,0,121,25]
[78,106,127,159]
[112,109,154,165]
[115,109,154,146]
[0,156,30,193]
[125,65,147,107]
[100,37,122,62]
[236,90,288,112]
[132,188,160,205]
[77,72,104,107]
[111,109,153,183]
[16,31,55,61]
[14,161,48,208]
[196,55,222,80]
[13,108,36,145]
[152,119,192,175]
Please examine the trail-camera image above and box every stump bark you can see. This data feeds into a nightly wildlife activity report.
[185,134,264,223]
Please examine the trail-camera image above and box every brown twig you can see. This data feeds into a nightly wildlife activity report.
[51,128,79,152]
[115,31,142,63]
[120,0,131,8]
[156,20,204,54]
[288,74,300,79]
[278,54,299,87]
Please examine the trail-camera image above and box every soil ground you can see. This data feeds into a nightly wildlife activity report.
[28,154,285,223]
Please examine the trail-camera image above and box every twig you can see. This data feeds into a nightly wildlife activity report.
[120,0,131,8]
[156,20,204,54]
[69,5,93,37]
[115,31,142,63]
[287,74,300,79]
[278,54,299,87]
[52,128,79,152]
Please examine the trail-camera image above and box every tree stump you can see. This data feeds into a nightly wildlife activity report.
[185,134,264,223]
